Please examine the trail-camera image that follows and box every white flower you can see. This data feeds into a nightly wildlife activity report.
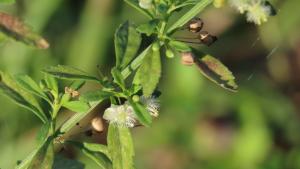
[229,0,250,13]
[139,0,153,9]
[246,2,271,25]
[103,104,136,128]
[140,96,160,117]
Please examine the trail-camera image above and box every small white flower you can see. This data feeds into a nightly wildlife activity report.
[246,2,271,25]
[140,96,160,117]
[139,0,153,9]
[103,104,136,128]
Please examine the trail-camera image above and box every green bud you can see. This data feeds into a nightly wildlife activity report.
[166,49,175,58]
[132,95,140,102]
[152,42,160,51]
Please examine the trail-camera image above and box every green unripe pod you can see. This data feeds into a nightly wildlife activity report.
[152,42,160,51]
[166,49,175,58]
[132,95,140,102]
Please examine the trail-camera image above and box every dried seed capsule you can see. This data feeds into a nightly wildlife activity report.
[198,31,217,46]
[91,116,104,132]
[181,52,195,66]
[187,17,204,33]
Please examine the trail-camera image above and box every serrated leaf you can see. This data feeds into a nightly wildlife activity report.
[135,46,161,96]
[193,51,238,92]
[53,155,84,169]
[0,12,49,49]
[136,19,159,36]
[15,74,49,102]
[115,21,142,69]
[0,71,47,123]
[167,0,213,34]
[80,90,114,102]
[68,141,112,169]
[128,98,152,126]
[168,40,191,52]
[107,124,134,169]
[43,65,99,82]
[63,100,90,113]
[28,138,54,169]
[124,0,153,19]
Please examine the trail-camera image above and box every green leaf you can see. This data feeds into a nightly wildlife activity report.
[36,122,50,145]
[193,51,238,92]
[0,71,47,123]
[69,80,85,90]
[111,67,125,89]
[115,21,142,69]
[15,74,49,102]
[168,40,191,52]
[107,124,134,169]
[63,100,90,113]
[135,45,161,96]
[128,98,152,126]
[136,19,159,36]
[43,65,99,82]
[28,138,54,169]
[80,90,114,102]
[0,0,15,4]
[68,141,112,169]
[0,12,49,49]
[15,148,40,169]
[53,155,84,169]
[124,0,153,19]
[167,0,213,34]
[44,74,58,94]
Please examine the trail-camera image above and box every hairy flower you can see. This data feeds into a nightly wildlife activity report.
[140,96,160,117]
[103,104,136,128]
[246,2,271,25]
[139,0,153,9]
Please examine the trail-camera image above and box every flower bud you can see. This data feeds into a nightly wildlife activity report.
[132,95,140,102]
[165,49,174,58]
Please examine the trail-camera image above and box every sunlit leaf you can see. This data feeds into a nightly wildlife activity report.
[43,65,99,82]
[115,21,142,69]
[194,51,238,92]
[167,0,213,34]
[107,124,134,169]
[62,100,90,113]
[168,40,191,52]
[0,12,49,49]
[135,45,161,96]
[0,71,47,123]
[68,141,112,169]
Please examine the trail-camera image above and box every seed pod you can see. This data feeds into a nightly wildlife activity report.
[165,49,175,58]
[198,31,217,46]
[181,52,195,66]
[91,116,104,132]
[187,17,204,33]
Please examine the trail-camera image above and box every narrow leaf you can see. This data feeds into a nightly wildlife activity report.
[115,21,142,68]
[80,90,114,102]
[167,0,213,34]
[63,100,90,113]
[15,74,49,101]
[168,40,191,52]
[128,98,152,126]
[107,124,134,169]
[194,50,238,92]
[124,0,153,19]
[0,12,49,49]
[136,19,159,36]
[111,67,125,89]
[28,138,54,169]
[135,46,161,96]
[43,65,99,82]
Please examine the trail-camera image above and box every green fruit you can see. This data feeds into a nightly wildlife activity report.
[152,42,160,51]
[166,49,175,58]
[132,95,140,102]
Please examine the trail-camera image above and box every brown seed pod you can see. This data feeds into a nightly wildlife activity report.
[187,17,204,33]
[181,52,195,66]
[198,31,218,46]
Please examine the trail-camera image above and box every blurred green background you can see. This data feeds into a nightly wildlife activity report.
[1,0,300,168]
